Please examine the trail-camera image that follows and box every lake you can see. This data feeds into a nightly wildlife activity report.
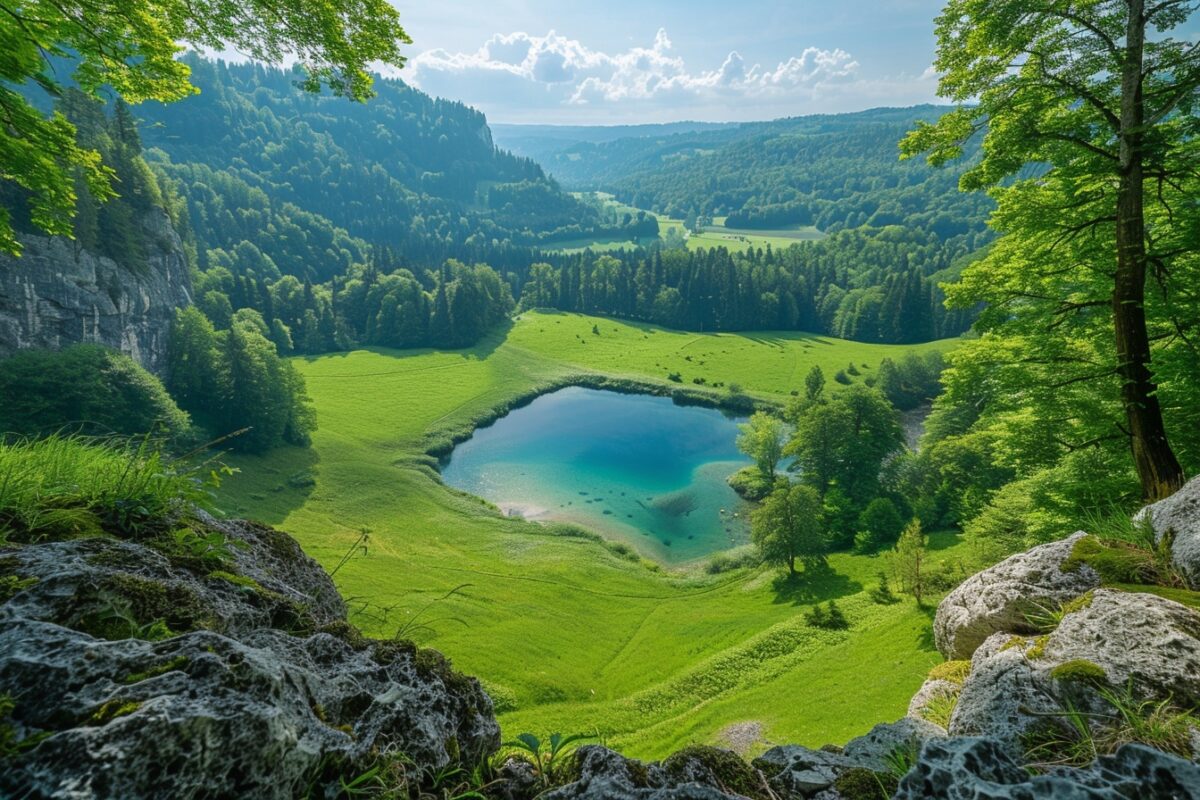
[440,387,754,563]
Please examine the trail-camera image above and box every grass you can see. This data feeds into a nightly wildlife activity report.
[0,435,208,543]
[213,310,968,760]
[550,195,827,254]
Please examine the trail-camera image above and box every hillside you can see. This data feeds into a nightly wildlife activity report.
[134,55,645,274]
[498,107,993,249]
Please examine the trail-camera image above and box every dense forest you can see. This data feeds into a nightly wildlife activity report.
[520,230,975,342]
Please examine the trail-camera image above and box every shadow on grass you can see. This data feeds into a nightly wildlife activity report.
[770,560,863,606]
[216,444,319,525]
[915,603,938,652]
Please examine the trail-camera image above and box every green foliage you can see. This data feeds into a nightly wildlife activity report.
[1049,659,1108,685]
[1023,681,1200,769]
[166,307,316,452]
[903,0,1200,513]
[1062,535,1182,589]
[213,312,974,759]
[854,498,905,554]
[726,466,776,502]
[751,483,829,576]
[927,660,970,686]
[0,0,409,255]
[804,600,849,630]
[918,693,958,730]
[785,385,903,547]
[868,572,899,605]
[893,519,927,605]
[502,732,592,787]
[736,412,786,480]
[0,345,194,443]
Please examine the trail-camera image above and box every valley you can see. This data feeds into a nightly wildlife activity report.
[214,310,968,757]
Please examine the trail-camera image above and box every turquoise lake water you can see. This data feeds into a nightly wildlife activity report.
[440,387,754,563]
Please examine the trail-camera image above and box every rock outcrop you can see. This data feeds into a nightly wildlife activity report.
[896,737,1200,799]
[1138,475,1200,588]
[0,515,498,799]
[0,209,191,373]
[933,532,1101,660]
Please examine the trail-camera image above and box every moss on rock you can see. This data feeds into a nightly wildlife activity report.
[927,660,971,686]
[1049,659,1108,684]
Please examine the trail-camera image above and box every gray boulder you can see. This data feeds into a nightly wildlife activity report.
[753,744,857,796]
[1136,476,1200,589]
[541,746,751,800]
[841,717,947,769]
[934,532,1100,660]
[895,737,1200,799]
[0,516,498,799]
[906,678,960,726]
[948,589,1200,754]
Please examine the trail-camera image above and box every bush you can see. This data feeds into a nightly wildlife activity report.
[855,497,905,553]
[804,600,849,630]
[0,345,195,444]
[727,466,775,501]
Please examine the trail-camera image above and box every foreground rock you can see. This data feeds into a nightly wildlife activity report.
[0,516,498,799]
[946,588,1200,755]
[896,737,1200,799]
[933,532,1100,660]
[1138,475,1200,588]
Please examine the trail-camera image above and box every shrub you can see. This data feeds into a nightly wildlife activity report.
[0,345,195,443]
[854,497,905,553]
[805,600,849,630]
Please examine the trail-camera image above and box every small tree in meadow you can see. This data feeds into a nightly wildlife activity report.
[894,518,927,606]
[751,484,828,576]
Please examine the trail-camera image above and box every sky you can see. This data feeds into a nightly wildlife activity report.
[389,0,949,125]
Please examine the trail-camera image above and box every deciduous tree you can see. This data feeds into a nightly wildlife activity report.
[902,0,1200,499]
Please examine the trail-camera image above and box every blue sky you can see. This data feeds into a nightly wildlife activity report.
[392,1,948,124]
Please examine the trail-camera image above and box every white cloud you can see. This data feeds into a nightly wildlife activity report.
[405,28,934,123]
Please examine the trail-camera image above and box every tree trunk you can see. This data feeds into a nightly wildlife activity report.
[1114,0,1185,500]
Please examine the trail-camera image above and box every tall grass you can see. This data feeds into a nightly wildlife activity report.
[0,435,209,543]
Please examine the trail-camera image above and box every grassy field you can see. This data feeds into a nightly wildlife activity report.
[215,311,972,759]
[551,194,825,254]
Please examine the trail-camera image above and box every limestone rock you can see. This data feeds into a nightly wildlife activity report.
[541,746,746,800]
[0,516,498,799]
[0,209,191,373]
[948,589,1200,753]
[934,532,1100,660]
[895,737,1200,799]
[1137,476,1200,589]
[906,678,959,726]
[841,718,947,770]
[753,744,856,795]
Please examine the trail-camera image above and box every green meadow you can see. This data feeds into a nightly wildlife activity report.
[550,195,825,254]
[216,311,970,759]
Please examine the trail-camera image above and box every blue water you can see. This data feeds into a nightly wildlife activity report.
[440,387,754,563]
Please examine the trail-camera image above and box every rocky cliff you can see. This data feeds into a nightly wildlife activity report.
[0,210,191,374]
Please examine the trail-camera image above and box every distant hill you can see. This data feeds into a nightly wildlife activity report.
[132,55,643,276]
[496,106,991,248]
[491,120,740,162]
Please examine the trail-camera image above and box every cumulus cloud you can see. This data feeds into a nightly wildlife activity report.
[404,28,917,122]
